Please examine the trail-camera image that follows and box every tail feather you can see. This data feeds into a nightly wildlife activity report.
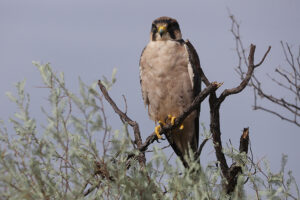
[166,111,199,168]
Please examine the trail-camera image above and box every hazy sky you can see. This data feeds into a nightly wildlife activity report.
[1,0,300,186]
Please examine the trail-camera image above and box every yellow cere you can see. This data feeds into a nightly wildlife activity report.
[158,26,167,33]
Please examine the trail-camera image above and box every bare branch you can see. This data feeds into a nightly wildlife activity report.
[98,80,146,166]
[254,105,300,127]
[226,128,250,193]
[231,15,299,127]
[219,45,271,103]
[195,138,209,159]
[254,46,271,68]
[239,128,249,154]
[210,15,270,191]
[267,73,297,95]
[249,43,300,127]
[138,132,157,152]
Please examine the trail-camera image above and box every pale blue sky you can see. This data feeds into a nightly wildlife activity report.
[1,0,299,186]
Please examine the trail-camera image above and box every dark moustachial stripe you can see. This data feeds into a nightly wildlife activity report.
[167,21,180,40]
[168,28,176,39]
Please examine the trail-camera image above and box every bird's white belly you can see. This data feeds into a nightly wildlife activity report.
[142,41,194,121]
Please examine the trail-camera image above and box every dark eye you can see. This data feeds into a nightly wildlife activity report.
[168,22,179,31]
[151,24,157,32]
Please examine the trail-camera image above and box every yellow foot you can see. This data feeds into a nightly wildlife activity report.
[158,120,165,126]
[168,114,176,125]
[167,115,184,130]
[154,125,162,139]
[155,120,165,139]
[179,124,184,130]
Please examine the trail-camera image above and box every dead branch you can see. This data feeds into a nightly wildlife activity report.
[195,138,209,159]
[231,13,299,127]
[254,47,272,68]
[218,45,271,104]
[206,41,270,193]
[226,128,250,193]
[98,80,146,166]
[239,128,249,153]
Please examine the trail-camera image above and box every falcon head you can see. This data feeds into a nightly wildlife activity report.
[150,16,182,41]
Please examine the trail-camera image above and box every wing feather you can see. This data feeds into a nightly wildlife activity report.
[184,40,202,150]
[139,46,150,106]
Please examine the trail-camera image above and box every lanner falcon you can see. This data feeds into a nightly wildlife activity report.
[139,16,202,161]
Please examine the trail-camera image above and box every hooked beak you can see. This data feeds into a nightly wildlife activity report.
[158,26,167,37]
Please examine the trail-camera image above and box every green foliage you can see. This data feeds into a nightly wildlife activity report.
[0,63,298,199]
